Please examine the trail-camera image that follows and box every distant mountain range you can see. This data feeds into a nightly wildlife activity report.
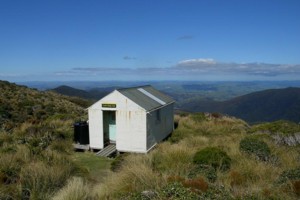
[49,85,119,100]
[178,87,300,123]
[50,85,300,123]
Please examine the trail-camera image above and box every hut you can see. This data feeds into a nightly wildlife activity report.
[88,85,174,153]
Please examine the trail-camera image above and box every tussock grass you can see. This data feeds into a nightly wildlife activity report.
[173,113,248,140]
[52,177,91,200]
[20,161,73,199]
[151,142,195,176]
[0,153,22,185]
[0,81,88,199]
[92,113,300,199]
[95,154,164,199]
[179,135,209,149]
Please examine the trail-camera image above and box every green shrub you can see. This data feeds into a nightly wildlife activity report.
[120,191,158,200]
[162,182,199,199]
[200,185,234,200]
[193,147,231,171]
[188,165,217,182]
[239,136,271,161]
[277,167,300,184]
[183,177,209,193]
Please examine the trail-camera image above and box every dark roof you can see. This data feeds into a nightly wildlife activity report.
[117,85,174,111]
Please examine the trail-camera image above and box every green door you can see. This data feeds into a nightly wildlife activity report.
[109,112,116,142]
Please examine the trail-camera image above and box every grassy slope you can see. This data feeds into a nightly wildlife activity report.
[72,152,112,183]
[2,80,300,199]
[0,80,89,199]
[0,80,88,131]
[86,113,299,199]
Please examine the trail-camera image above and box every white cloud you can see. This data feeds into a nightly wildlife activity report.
[178,58,216,66]
[51,59,300,81]
[175,59,300,76]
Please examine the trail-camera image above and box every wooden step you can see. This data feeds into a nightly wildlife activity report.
[96,144,117,157]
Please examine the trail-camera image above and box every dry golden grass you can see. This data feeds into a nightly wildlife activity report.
[52,177,91,200]
[179,135,209,149]
[20,161,74,199]
[14,144,32,163]
[89,114,300,199]
[94,154,164,199]
[151,142,195,176]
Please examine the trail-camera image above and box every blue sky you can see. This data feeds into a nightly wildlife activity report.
[0,0,300,81]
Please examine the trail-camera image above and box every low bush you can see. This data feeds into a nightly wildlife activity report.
[188,165,217,182]
[193,147,231,171]
[276,167,300,184]
[239,136,271,161]
[200,185,234,200]
[183,177,209,193]
[162,182,199,199]
[120,191,158,200]
[167,175,209,193]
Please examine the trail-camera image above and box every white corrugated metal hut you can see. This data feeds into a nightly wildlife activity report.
[88,85,175,153]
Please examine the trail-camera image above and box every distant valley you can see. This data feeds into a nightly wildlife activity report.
[46,82,300,124]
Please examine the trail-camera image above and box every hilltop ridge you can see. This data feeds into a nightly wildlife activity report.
[178,87,300,123]
[0,80,85,131]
